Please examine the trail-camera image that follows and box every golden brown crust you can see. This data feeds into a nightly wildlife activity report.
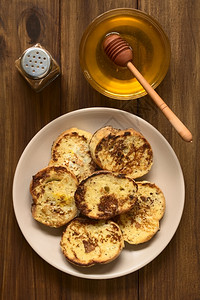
[49,127,96,182]
[115,181,165,244]
[136,181,166,219]
[30,165,77,195]
[30,165,78,228]
[89,126,153,179]
[75,171,138,220]
[60,217,124,266]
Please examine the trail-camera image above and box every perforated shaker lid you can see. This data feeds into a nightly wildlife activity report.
[21,47,51,79]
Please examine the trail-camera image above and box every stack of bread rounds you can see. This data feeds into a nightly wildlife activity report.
[30,125,165,267]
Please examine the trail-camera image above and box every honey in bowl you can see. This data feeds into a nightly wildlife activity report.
[79,8,171,100]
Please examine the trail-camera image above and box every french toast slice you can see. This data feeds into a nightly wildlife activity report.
[89,126,153,179]
[75,171,138,220]
[115,181,165,244]
[49,128,96,182]
[30,165,78,228]
[60,217,124,266]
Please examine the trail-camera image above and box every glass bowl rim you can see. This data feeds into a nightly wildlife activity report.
[79,8,171,100]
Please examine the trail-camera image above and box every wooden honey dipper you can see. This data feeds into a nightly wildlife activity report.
[103,34,192,142]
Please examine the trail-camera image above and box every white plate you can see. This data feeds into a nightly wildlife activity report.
[13,107,185,279]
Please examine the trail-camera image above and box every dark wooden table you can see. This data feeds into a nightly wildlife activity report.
[1,1,200,299]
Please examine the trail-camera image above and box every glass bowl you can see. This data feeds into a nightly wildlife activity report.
[79,8,171,100]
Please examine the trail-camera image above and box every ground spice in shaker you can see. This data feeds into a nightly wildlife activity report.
[15,43,60,92]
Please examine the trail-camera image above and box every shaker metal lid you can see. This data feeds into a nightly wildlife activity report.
[21,47,51,79]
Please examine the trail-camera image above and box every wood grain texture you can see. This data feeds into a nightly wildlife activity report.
[0,0,200,299]
[138,1,200,299]
[60,0,139,114]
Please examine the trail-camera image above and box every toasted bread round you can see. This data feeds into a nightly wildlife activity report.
[49,128,96,182]
[60,217,124,266]
[30,165,78,228]
[115,181,165,244]
[89,126,153,179]
[136,181,166,220]
[75,171,138,220]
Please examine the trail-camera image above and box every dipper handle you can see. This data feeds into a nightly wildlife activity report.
[127,62,193,142]
[103,34,192,142]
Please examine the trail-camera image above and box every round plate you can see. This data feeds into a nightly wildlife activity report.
[79,8,171,100]
[13,108,184,279]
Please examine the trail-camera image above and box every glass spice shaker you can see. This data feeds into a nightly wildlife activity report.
[15,43,60,92]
